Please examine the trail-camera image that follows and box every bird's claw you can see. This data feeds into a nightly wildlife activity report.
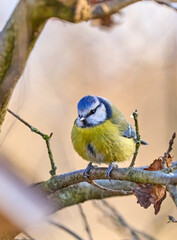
[107,162,118,181]
[84,162,95,181]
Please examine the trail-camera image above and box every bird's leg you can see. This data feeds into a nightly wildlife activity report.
[84,162,95,180]
[107,162,119,180]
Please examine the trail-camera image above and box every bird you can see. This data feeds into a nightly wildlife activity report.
[71,95,147,178]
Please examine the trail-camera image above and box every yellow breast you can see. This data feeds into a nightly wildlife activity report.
[71,120,135,164]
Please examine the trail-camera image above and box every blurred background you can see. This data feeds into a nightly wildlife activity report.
[0,0,177,239]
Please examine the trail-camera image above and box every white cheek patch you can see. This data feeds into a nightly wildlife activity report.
[87,104,106,125]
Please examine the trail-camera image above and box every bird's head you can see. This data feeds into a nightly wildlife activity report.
[76,95,112,128]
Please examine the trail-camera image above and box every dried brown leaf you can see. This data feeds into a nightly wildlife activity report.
[144,159,163,171]
[134,158,167,214]
[134,184,153,209]
[154,189,166,215]
[151,184,166,214]
[134,184,166,215]
[151,185,166,203]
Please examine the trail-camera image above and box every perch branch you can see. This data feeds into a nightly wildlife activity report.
[37,164,177,197]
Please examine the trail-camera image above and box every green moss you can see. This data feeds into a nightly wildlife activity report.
[0,23,15,84]
[29,0,74,31]
[56,185,87,208]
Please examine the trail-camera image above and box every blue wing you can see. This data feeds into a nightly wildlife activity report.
[123,124,136,139]
[110,104,148,145]
[123,123,148,145]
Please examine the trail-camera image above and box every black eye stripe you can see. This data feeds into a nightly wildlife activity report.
[86,103,101,117]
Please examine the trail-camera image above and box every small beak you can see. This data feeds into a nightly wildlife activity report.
[79,116,85,122]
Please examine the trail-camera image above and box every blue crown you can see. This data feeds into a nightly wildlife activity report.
[77,95,97,111]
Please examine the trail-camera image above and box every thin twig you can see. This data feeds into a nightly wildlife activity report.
[7,109,57,176]
[48,219,85,240]
[101,200,141,240]
[129,110,141,167]
[162,132,176,168]
[95,200,155,240]
[78,204,94,240]
[164,132,176,157]
[156,1,177,11]
[167,215,177,223]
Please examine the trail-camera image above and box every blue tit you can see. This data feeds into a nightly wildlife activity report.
[71,95,147,176]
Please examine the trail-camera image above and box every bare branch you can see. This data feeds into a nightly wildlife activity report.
[86,179,133,194]
[78,204,94,240]
[7,109,57,176]
[94,200,155,240]
[130,110,141,167]
[46,181,135,211]
[48,219,85,240]
[162,132,176,167]
[165,132,176,156]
